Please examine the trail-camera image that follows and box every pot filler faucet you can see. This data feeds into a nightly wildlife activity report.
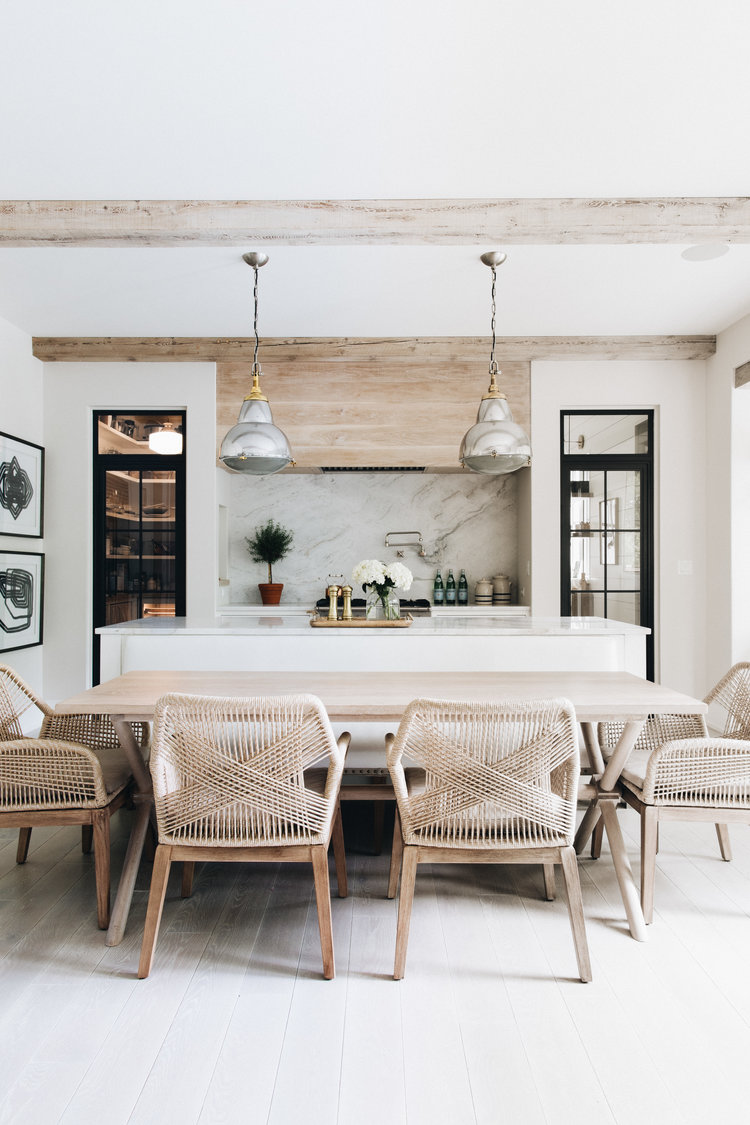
[384,531,426,558]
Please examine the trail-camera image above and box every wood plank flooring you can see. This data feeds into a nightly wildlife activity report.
[1,805,750,1124]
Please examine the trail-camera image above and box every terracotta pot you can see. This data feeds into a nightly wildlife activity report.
[258,582,284,605]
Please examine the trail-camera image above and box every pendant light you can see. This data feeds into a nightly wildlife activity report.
[148,421,183,454]
[219,252,294,474]
[459,251,531,475]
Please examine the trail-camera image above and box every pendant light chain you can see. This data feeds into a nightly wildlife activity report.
[252,265,261,374]
[488,265,498,377]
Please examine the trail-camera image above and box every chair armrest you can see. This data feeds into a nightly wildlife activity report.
[337,731,351,755]
[643,737,750,805]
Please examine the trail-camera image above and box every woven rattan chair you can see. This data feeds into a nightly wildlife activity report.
[0,664,148,928]
[597,663,750,924]
[138,692,349,979]
[386,697,591,982]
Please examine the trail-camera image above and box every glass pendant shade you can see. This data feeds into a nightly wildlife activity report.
[148,423,183,455]
[460,391,531,475]
[219,390,293,475]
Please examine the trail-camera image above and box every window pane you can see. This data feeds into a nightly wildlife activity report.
[97,412,184,455]
[606,592,641,626]
[563,414,649,455]
[606,470,640,530]
[604,533,641,590]
[570,589,605,617]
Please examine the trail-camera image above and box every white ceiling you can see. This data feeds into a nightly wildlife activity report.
[2,1,750,339]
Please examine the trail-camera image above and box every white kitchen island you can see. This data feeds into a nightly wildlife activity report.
[98,610,647,680]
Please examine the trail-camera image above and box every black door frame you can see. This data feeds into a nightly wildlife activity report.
[560,410,654,680]
[92,412,186,684]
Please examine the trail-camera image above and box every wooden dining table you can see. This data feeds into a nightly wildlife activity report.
[56,668,707,946]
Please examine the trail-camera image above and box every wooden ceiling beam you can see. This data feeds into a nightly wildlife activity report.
[4,198,750,246]
[32,335,716,363]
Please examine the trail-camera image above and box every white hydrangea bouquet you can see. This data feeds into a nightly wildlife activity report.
[352,559,413,620]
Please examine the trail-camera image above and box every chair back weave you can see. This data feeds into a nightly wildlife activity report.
[0,739,109,809]
[387,697,580,849]
[150,693,344,847]
[642,737,750,806]
[705,663,750,738]
[0,665,51,741]
[599,713,708,758]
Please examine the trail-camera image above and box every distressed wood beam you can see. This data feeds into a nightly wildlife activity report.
[4,198,750,246]
[32,335,716,363]
[735,360,750,388]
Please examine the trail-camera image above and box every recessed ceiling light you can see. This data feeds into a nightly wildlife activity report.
[681,243,730,262]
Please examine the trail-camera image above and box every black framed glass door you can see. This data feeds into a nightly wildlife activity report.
[92,411,186,683]
[561,411,654,679]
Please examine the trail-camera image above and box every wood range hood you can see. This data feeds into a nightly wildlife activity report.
[217,337,532,474]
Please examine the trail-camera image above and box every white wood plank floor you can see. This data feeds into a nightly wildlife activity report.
[2,804,750,1125]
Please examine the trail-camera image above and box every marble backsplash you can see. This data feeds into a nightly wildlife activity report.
[227,472,518,606]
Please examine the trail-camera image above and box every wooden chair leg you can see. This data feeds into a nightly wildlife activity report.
[180,862,195,898]
[387,808,403,899]
[394,845,419,980]
[81,825,93,854]
[543,863,556,900]
[715,823,732,862]
[640,805,658,925]
[138,844,173,979]
[92,810,111,930]
[330,803,348,898]
[311,844,335,980]
[590,818,604,859]
[16,827,32,864]
[559,846,592,983]
[373,800,385,855]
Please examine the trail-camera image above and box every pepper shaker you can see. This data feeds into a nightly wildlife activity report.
[326,584,341,620]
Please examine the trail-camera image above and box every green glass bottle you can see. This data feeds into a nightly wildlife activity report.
[433,570,444,606]
[457,569,469,605]
[445,569,456,606]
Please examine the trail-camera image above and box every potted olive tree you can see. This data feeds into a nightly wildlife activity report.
[246,519,294,605]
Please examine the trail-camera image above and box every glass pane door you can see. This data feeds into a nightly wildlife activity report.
[93,409,186,683]
[568,468,642,626]
[104,469,178,624]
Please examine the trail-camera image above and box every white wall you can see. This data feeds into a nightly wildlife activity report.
[0,315,45,694]
[530,359,707,696]
[42,362,217,701]
[707,310,750,680]
[227,471,518,606]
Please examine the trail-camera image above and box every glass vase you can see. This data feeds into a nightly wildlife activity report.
[365,587,401,621]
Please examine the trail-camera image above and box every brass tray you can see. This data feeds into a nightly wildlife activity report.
[309,613,413,628]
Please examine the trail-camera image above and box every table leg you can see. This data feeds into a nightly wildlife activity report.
[574,800,602,855]
[575,719,643,853]
[599,797,648,942]
[106,795,152,946]
[113,717,152,793]
[580,722,605,774]
[105,716,153,946]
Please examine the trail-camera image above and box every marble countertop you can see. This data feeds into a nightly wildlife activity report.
[98,614,649,637]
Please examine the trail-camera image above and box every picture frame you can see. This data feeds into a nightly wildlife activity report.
[0,551,44,652]
[0,431,44,537]
[599,498,618,565]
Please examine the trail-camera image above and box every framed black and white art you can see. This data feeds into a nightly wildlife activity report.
[0,551,44,652]
[0,431,44,537]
